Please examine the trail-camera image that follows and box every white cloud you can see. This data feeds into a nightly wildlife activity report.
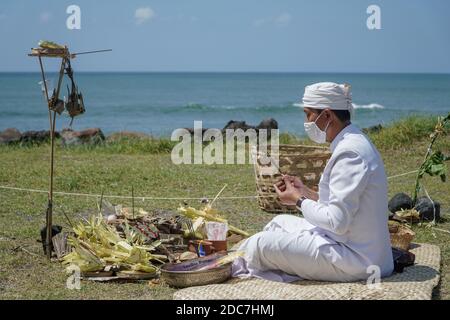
[253,13,292,28]
[274,13,292,26]
[135,7,155,25]
[39,12,52,23]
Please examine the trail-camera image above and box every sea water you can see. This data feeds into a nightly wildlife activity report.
[1,72,449,137]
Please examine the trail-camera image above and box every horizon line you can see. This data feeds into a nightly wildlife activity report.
[1,70,450,75]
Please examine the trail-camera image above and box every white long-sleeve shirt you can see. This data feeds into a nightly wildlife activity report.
[301,123,394,277]
[232,123,393,282]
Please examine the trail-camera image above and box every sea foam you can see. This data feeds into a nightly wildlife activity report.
[352,103,385,109]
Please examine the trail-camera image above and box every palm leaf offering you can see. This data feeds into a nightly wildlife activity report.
[38,40,65,50]
[61,200,250,277]
[60,183,250,279]
[177,184,250,238]
[393,208,421,224]
[62,213,161,274]
[178,205,250,237]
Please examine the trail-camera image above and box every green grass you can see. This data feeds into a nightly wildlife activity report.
[367,115,443,150]
[0,116,449,299]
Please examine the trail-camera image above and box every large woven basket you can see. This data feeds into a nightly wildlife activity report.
[252,144,331,213]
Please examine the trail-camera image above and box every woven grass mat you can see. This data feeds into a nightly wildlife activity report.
[173,243,440,300]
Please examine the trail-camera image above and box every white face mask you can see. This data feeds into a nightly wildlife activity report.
[304,112,331,144]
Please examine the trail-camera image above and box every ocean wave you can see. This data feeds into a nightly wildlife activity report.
[352,103,385,110]
[162,103,298,113]
[292,102,386,110]
[0,110,44,117]
[183,103,210,110]
[102,102,389,114]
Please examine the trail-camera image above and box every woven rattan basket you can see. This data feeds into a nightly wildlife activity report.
[390,225,415,251]
[252,144,331,213]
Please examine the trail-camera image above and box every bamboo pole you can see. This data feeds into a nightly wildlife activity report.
[46,110,56,259]
[37,56,52,129]
[38,55,54,259]
[45,56,67,259]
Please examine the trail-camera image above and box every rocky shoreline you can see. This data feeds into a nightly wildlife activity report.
[0,118,383,146]
[0,127,105,146]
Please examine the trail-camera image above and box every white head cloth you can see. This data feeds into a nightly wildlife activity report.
[299,82,354,115]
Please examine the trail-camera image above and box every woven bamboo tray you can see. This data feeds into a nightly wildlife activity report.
[252,144,331,213]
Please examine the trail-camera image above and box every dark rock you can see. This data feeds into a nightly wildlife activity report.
[20,130,60,144]
[61,128,105,146]
[40,225,63,255]
[0,128,21,144]
[183,118,279,140]
[222,120,255,131]
[414,196,441,221]
[388,193,413,214]
[256,118,278,131]
[221,120,257,144]
[256,118,278,139]
[362,124,383,134]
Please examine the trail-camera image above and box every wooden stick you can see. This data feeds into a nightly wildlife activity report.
[54,56,67,103]
[210,184,228,207]
[62,210,74,229]
[71,49,112,57]
[132,186,135,219]
[98,189,104,214]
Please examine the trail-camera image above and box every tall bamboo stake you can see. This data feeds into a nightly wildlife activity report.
[37,55,67,259]
[30,45,111,259]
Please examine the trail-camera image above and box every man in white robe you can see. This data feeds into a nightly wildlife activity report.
[231,82,394,282]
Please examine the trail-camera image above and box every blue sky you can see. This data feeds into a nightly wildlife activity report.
[0,0,449,72]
